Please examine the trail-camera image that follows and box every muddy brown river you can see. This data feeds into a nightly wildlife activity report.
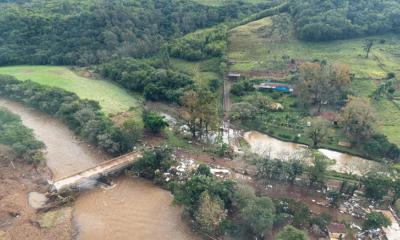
[0,98,198,240]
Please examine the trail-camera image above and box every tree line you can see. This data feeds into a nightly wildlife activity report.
[99,58,194,104]
[0,107,45,164]
[0,75,139,155]
[289,0,400,41]
[168,26,227,61]
[0,0,264,66]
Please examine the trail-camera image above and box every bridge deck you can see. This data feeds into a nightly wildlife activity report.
[51,151,142,192]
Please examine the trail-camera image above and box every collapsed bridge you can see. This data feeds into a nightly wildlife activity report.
[50,151,142,192]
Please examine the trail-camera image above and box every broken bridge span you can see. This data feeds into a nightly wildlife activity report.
[50,151,142,192]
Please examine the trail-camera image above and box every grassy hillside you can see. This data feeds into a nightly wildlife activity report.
[228,14,400,147]
[0,66,142,116]
[228,15,400,79]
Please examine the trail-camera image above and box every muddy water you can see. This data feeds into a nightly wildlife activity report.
[0,98,198,240]
[244,131,380,175]
[0,98,106,179]
[318,149,380,175]
[243,131,308,159]
[75,177,198,240]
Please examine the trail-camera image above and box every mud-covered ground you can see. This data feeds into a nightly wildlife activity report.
[0,146,72,240]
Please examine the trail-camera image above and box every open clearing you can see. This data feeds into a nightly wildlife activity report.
[0,66,142,116]
[170,58,220,86]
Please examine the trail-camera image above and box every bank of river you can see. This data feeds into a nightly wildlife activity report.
[243,131,381,175]
[0,98,198,240]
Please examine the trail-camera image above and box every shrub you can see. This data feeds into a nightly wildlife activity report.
[130,147,174,180]
[143,111,168,134]
[363,212,391,230]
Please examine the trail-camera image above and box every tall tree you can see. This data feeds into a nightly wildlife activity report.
[308,151,328,187]
[340,97,376,143]
[363,40,374,58]
[305,117,330,147]
[296,62,350,112]
[194,192,227,236]
[180,87,218,138]
[240,197,276,238]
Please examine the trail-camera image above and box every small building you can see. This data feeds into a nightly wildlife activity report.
[328,223,346,240]
[227,73,241,80]
[254,82,294,93]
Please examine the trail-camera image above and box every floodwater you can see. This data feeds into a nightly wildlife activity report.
[243,131,307,159]
[0,98,105,180]
[244,131,380,175]
[0,98,198,240]
[74,177,197,240]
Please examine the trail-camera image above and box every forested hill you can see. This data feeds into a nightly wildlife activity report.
[0,0,265,66]
[289,0,400,41]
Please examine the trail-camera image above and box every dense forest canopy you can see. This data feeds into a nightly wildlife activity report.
[0,0,265,66]
[289,0,400,41]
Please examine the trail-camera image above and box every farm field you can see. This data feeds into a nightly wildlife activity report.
[0,66,143,116]
[228,16,400,79]
[228,15,400,147]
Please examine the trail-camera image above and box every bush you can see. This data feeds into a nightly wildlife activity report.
[130,147,174,180]
[278,133,292,140]
[230,80,254,96]
[363,211,391,230]
[387,72,396,79]
[143,111,168,134]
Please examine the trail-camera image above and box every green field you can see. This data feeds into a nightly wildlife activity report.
[0,66,142,116]
[228,16,400,79]
[170,58,220,86]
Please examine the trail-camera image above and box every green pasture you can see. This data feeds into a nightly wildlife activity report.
[0,66,142,116]
[228,16,400,79]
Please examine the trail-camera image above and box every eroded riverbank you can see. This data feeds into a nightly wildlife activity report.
[0,98,198,240]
